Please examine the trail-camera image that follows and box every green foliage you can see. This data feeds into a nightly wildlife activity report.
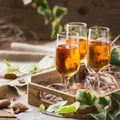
[76,89,97,108]
[53,6,67,22]
[108,93,120,120]
[44,90,120,120]
[90,110,107,120]
[108,109,120,120]
[95,96,111,112]
[3,58,54,75]
[39,104,45,111]
[19,64,38,73]
[47,101,67,112]
[4,59,12,68]
[56,101,80,114]
[35,0,51,24]
[4,60,19,73]
[22,0,67,39]
[37,7,52,24]
[8,68,19,73]
[51,20,62,39]
[110,47,120,66]
[35,0,48,9]
[4,60,38,74]
[22,0,32,5]
[51,6,67,39]
[112,93,120,106]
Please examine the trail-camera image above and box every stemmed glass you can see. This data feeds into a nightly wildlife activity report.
[87,26,111,89]
[66,22,88,63]
[55,32,80,89]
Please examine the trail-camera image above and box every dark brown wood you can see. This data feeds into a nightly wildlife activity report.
[0,0,119,41]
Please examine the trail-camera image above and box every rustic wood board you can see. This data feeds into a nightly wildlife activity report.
[0,110,18,120]
[0,0,119,43]
[28,69,120,107]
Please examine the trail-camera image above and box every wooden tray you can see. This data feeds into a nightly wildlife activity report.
[28,70,76,107]
[28,68,120,119]
[28,68,120,106]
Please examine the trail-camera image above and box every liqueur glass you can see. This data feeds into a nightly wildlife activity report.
[55,32,80,89]
[87,26,111,88]
[66,22,88,63]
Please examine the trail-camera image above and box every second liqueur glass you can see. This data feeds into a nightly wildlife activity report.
[66,22,88,63]
[55,32,80,89]
[86,26,111,90]
[87,26,111,72]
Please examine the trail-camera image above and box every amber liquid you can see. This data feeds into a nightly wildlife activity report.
[87,41,110,72]
[79,38,88,62]
[56,44,80,77]
[67,38,88,63]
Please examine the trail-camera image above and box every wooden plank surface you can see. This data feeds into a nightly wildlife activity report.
[0,110,18,120]
[0,0,119,41]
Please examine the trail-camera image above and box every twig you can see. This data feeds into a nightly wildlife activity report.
[110,34,120,47]
[0,20,39,43]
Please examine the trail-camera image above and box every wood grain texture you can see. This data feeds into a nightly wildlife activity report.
[28,70,75,107]
[28,69,120,119]
[0,110,18,120]
[0,0,119,40]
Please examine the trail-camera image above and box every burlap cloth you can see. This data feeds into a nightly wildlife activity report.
[0,42,78,120]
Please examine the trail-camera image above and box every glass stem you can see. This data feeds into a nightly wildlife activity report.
[95,72,100,88]
[61,74,70,89]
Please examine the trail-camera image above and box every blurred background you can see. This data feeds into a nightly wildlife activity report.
[0,0,120,49]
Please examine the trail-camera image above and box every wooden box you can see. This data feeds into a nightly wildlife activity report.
[28,64,87,107]
[28,68,120,119]
[28,69,76,107]
[28,67,120,107]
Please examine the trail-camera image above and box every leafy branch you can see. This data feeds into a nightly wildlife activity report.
[40,89,120,120]
[22,0,67,39]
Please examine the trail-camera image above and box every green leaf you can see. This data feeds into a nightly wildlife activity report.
[35,0,48,9]
[75,89,97,108]
[51,20,62,39]
[22,0,32,5]
[4,60,12,68]
[95,96,111,112]
[8,67,19,73]
[110,32,114,40]
[53,6,67,22]
[108,109,120,120]
[47,101,67,112]
[52,6,67,39]
[110,47,120,66]
[37,7,52,24]
[39,104,45,111]
[19,64,38,74]
[56,101,80,114]
[90,110,107,120]
[112,93,120,107]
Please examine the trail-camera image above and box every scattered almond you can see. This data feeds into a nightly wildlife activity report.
[0,98,11,108]
[18,79,25,84]
[4,73,17,79]
[12,97,17,101]
[12,103,29,114]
